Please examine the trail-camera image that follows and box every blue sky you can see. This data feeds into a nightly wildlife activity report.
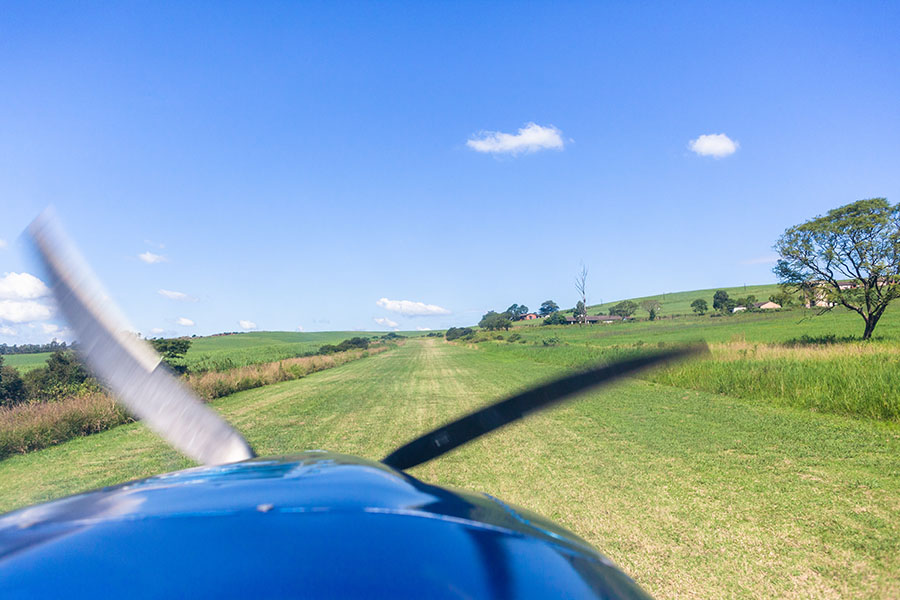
[1,2,899,342]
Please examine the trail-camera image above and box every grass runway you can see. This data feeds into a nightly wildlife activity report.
[0,338,897,598]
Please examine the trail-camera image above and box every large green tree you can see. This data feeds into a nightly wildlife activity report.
[691,299,708,315]
[539,300,559,316]
[149,338,193,374]
[609,300,638,318]
[774,198,900,339]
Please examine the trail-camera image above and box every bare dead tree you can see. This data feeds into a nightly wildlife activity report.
[574,265,588,325]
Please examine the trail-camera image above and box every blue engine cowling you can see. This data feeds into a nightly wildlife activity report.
[0,451,652,599]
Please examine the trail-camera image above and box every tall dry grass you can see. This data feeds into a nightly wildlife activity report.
[0,393,130,459]
[185,347,387,400]
[0,346,388,461]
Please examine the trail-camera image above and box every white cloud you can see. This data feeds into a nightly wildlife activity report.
[416,327,432,331]
[0,325,16,336]
[176,317,194,326]
[374,317,399,328]
[0,300,54,323]
[0,272,50,300]
[689,133,738,158]
[139,251,167,264]
[158,289,194,301]
[377,297,450,316]
[151,327,165,334]
[467,122,565,156]
[239,319,257,330]
[741,254,779,265]
[40,323,59,334]
[0,239,7,249]
[296,325,304,332]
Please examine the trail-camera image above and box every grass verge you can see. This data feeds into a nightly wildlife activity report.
[0,346,389,460]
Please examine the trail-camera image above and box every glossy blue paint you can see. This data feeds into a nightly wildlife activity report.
[0,452,652,599]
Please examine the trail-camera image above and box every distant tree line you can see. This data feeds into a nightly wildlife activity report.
[0,340,70,355]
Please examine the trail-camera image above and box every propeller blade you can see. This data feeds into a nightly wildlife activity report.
[382,345,705,471]
[27,211,255,465]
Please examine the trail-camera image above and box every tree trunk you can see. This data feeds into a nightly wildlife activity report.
[863,316,878,340]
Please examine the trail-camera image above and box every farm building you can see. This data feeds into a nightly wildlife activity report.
[754,301,781,310]
[521,313,539,320]
[734,301,781,313]
[564,315,624,324]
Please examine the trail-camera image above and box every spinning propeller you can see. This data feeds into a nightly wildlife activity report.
[28,213,703,470]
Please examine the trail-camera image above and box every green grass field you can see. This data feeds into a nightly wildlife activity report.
[182,330,412,371]
[0,339,896,599]
[0,352,52,373]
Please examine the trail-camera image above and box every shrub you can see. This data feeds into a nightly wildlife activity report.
[543,312,568,325]
[446,327,475,341]
[0,360,27,408]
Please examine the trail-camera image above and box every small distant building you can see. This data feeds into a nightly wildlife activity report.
[564,315,624,324]
[521,313,539,320]
[732,306,747,313]
[754,301,781,310]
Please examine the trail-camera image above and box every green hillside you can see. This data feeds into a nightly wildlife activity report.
[519,282,784,323]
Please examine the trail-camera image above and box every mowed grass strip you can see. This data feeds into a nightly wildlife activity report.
[0,339,897,599]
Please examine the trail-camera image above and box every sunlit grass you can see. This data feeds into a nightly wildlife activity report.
[0,340,895,598]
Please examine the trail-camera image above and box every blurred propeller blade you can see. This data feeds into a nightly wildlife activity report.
[382,345,705,471]
[27,211,255,465]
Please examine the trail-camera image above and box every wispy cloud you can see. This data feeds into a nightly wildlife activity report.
[0,239,7,250]
[296,325,304,332]
[239,319,257,330]
[176,317,194,326]
[467,122,564,156]
[741,254,779,265]
[158,289,195,301]
[416,327,432,331]
[40,323,59,334]
[689,133,739,158]
[139,251,167,264]
[374,317,399,328]
[0,325,16,336]
[377,297,450,316]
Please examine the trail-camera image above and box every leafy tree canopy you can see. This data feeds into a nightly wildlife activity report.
[573,301,587,324]
[149,338,192,374]
[0,356,27,408]
[505,304,530,320]
[479,311,512,331]
[691,298,708,315]
[539,300,559,316]
[774,198,900,339]
[640,300,661,320]
[609,300,638,317]
[712,290,730,311]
